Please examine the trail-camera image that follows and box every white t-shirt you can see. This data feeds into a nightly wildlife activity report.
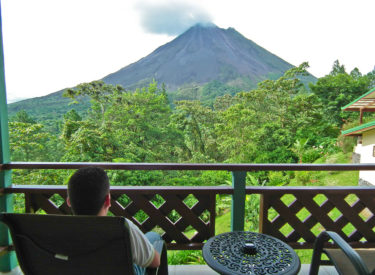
[126,219,155,267]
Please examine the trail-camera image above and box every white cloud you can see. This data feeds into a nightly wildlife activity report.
[136,1,213,35]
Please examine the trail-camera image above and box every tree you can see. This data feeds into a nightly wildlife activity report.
[64,81,125,127]
[216,63,322,163]
[310,61,373,126]
[63,109,82,121]
[367,68,375,87]
[62,81,186,186]
[171,100,222,162]
[61,109,83,143]
[330,60,346,76]
[9,122,50,161]
[10,110,36,124]
[291,138,309,163]
[62,81,184,164]
[9,120,67,185]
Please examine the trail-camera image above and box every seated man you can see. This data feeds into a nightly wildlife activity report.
[67,167,161,275]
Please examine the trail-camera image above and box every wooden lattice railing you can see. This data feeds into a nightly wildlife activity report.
[5,185,375,250]
[3,163,375,251]
[4,185,232,250]
[255,186,375,249]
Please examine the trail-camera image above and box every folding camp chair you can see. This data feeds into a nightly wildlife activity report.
[0,213,168,275]
[310,231,375,275]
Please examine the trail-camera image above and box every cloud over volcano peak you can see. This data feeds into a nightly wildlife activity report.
[136,1,213,36]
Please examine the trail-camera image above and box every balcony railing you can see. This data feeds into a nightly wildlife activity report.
[2,162,375,252]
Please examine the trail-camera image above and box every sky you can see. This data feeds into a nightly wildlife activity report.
[1,0,375,103]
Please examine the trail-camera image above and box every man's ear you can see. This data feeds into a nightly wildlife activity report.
[104,193,111,208]
[67,197,71,207]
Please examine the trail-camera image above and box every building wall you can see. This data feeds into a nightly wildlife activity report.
[356,129,375,185]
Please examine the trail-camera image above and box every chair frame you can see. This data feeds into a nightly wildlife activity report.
[309,231,372,275]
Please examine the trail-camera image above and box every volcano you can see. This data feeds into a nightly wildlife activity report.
[8,24,315,120]
[103,24,296,90]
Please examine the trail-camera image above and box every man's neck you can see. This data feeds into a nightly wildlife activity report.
[97,207,108,216]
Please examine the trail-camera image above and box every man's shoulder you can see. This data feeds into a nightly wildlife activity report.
[123,218,141,234]
[123,218,132,227]
[122,218,132,230]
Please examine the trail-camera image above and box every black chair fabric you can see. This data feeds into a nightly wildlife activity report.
[0,213,167,275]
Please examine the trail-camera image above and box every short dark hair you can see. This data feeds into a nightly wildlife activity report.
[67,167,110,215]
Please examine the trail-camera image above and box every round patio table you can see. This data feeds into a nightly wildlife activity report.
[202,231,301,275]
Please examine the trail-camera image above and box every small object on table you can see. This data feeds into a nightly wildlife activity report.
[202,231,301,275]
[243,242,257,255]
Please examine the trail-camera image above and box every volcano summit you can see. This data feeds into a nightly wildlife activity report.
[103,24,296,90]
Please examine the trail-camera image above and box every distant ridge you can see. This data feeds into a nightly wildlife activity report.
[103,24,296,90]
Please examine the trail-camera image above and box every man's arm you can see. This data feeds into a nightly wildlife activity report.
[126,219,161,268]
[148,250,160,268]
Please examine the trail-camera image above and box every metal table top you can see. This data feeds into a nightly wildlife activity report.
[202,231,301,275]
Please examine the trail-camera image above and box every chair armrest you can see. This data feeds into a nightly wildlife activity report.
[313,231,370,275]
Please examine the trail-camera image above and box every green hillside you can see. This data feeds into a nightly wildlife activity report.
[8,90,90,129]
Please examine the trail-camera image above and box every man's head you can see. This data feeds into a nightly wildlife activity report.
[67,167,110,215]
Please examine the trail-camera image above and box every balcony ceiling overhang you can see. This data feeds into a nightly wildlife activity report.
[342,87,375,112]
